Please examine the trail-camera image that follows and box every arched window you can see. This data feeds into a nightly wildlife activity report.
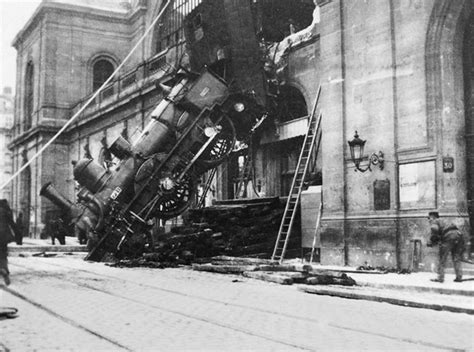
[24,62,34,130]
[276,85,308,122]
[92,59,115,91]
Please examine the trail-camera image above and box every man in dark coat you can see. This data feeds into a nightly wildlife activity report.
[427,211,465,283]
[0,199,17,286]
[15,212,24,245]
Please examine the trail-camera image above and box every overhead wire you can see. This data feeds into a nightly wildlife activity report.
[0,0,174,192]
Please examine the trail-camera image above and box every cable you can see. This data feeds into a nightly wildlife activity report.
[0,0,173,192]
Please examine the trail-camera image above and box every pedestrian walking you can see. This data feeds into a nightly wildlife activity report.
[50,217,66,245]
[427,211,465,283]
[0,199,17,286]
[15,212,24,245]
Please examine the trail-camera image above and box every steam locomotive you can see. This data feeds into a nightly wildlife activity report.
[40,68,265,261]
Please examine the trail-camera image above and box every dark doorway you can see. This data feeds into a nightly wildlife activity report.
[20,164,31,238]
[275,85,308,123]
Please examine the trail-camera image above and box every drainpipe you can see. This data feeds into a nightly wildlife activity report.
[339,0,349,266]
[389,0,402,269]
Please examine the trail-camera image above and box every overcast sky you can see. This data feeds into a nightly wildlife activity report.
[0,0,42,93]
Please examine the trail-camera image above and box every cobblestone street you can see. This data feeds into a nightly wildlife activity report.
[0,254,473,351]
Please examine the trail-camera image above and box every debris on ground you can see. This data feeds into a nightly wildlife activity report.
[107,253,181,269]
[192,263,259,274]
[32,252,58,258]
[193,256,357,286]
[149,197,300,265]
[101,197,356,287]
[0,307,18,320]
[356,264,411,274]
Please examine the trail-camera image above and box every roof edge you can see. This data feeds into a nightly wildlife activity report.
[12,1,131,48]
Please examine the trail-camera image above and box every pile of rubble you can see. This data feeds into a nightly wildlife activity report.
[110,255,356,286]
[149,197,300,263]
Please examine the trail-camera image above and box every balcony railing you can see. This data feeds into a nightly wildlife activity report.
[70,51,171,120]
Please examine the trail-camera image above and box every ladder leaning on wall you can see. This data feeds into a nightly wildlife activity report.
[271,86,322,264]
[197,167,217,208]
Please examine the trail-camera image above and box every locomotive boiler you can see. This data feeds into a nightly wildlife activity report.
[41,68,264,261]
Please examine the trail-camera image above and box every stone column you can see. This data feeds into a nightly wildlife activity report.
[317,0,347,265]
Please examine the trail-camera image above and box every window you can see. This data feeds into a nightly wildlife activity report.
[24,62,34,130]
[154,0,202,54]
[276,85,308,122]
[92,59,115,91]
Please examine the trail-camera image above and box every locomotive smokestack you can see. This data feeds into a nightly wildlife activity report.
[40,182,74,212]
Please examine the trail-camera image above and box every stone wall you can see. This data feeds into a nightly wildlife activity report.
[10,2,139,237]
[316,0,472,269]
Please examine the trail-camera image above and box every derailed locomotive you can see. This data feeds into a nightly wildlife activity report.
[39,0,317,261]
[41,68,265,261]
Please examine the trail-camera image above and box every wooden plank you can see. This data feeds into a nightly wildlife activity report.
[305,274,356,286]
[211,256,276,265]
[258,264,298,272]
[192,263,258,274]
[242,271,294,285]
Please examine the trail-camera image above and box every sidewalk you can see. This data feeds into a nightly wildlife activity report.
[288,262,474,315]
[295,263,474,296]
[8,237,87,255]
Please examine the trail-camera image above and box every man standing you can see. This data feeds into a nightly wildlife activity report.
[15,212,24,245]
[0,199,17,286]
[427,211,465,283]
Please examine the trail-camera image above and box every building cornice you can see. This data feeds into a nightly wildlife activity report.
[13,2,130,48]
[8,125,63,150]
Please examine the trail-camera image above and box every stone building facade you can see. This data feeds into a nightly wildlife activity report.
[10,0,473,270]
[0,87,14,201]
[315,0,473,269]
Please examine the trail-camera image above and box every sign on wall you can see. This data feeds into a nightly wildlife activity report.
[442,157,454,173]
[374,179,390,210]
[399,161,436,209]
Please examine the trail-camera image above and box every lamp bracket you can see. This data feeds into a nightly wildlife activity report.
[355,151,384,173]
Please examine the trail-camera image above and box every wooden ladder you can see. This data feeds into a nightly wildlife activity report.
[235,153,253,199]
[272,87,322,264]
[197,167,217,208]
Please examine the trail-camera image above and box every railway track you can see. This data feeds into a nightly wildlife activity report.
[6,260,314,351]
[3,258,461,351]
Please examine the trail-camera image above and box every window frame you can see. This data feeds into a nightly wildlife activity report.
[23,61,34,131]
[91,57,116,92]
[153,0,203,54]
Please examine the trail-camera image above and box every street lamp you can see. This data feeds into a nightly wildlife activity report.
[348,131,384,172]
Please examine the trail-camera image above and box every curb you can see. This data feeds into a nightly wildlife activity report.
[356,281,474,297]
[8,246,88,255]
[297,285,474,315]
[291,264,386,275]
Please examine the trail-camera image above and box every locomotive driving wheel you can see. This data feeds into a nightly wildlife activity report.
[153,173,195,219]
[198,115,236,167]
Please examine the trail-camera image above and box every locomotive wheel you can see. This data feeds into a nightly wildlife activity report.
[198,115,236,167]
[154,175,196,219]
